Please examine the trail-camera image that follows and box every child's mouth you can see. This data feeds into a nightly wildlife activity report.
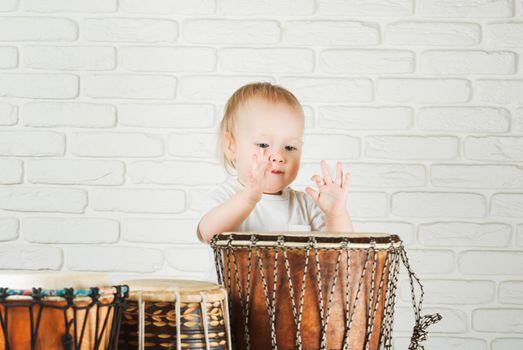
[271,170,284,174]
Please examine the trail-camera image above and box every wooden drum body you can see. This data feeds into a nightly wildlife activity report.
[119,279,231,350]
[212,232,403,350]
[0,274,128,350]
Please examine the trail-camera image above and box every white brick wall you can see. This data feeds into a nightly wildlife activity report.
[0,1,522,347]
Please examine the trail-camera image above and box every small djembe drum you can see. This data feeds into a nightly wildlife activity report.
[118,279,231,350]
[0,274,128,350]
[211,232,441,350]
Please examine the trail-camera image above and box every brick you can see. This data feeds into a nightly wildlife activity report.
[393,307,467,333]
[0,46,17,68]
[499,281,523,304]
[70,132,163,157]
[352,221,415,245]
[518,224,523,247]
[318,0,413,16]
[365,136,458,160]
[167,133,216,158]
[28,159,124,185]
[0,74,78,99]
[220,0,314,15]
[119,103,215,128]
[0,17,77,41]
[491,193,523,218]
[0,0,17,11]
[421,50,516,74]
[220,48,314,73]
[92,189,185,214]
[189,188,210,213]
[83,74,176,99]
[385,21,480,46]
[165,246,213,272]
[465,136,523,161]
[302,135,360,160]
[24,46,115,70]
[0,159,22,184]
[473,308,523,332]
[419,0,513,17]
[418,107,510,132]
[377,78,470,103]
[320,49,414,74]
[24,0,117,12]
[129,161,227,185]
[319,106,413,130]
[516,108,523,132]
[400,249,455,274]
[0,217,18,241]
[343,163,425,188]
[394,337,487,350]
[23,102,116,128]
[66,246,163,272]
[401,279,495,304]
[179,76,273,101]
[0,102,17,125]
[348,192,388,218]
[0,245,62,270]
[0,131,64,156]
[477,80,523,104]
[431,164,523,189]
[184,19,279,44]
[281,77,373,103]
[23,217,118,243]
[392,192,486,218]
[419,222,511,247]
[460,251,523,275]
[492,339,523,350]
[120,0,215,14]
[0,188,87,213]
[121,218,200,244]
[84,18,177,42]
[119,46,215,72]
[283,20,379,46]
[487,23,523,46]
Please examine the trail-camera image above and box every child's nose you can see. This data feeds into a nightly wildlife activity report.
[269,153,284,163]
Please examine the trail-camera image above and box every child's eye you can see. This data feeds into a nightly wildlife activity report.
[285,146,297,151]
[256,143,269,148]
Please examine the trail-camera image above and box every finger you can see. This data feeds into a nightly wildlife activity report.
[305,187,320,203]
[320,160,333,184]
[342,172,351,190]
[335,162,343,186]
[310,175,324,188]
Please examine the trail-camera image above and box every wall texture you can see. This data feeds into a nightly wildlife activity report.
[0,0,522,348]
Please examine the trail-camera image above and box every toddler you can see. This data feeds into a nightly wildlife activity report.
[197,82,353,243]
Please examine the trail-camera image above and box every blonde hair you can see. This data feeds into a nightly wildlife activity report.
[218,82,304,175]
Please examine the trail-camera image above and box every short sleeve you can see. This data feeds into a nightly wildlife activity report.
[306,195,325,232]
[196,185,234,241]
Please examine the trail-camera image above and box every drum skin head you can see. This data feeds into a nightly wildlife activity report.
[121,279,226,303]
[0,272,114,289]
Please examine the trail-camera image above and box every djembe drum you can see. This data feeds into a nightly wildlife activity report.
[211,232,441,350]
[0,274,128,350]
[118,279,231,350]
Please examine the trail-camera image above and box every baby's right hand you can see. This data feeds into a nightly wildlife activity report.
[242,147,271,204]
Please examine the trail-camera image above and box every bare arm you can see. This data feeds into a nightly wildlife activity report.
[325,212,354,232]
[197,190,258,243]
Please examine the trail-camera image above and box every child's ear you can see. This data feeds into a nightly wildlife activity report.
[223,132,236,161]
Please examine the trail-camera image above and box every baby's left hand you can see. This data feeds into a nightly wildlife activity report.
[305,160,351,217]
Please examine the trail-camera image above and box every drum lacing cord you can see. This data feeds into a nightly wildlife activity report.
[62,288,75,350]
[175,289,182,350]
[200,292,211,350]
[378,241,401,350]
[400,247,442,350]
[221,289,233,350]
[137,291,144,350]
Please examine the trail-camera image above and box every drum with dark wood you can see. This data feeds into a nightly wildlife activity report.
[0,274,128,350]
[211,232,439,350]
[118,279,231,350]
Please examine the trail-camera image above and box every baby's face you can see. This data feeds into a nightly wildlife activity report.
[231,97,304,195]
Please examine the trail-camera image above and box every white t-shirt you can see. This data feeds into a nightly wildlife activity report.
[199,176,325,233]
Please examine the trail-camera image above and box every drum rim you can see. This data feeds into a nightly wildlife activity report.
[213,232,402,249]
[122,279,227,303]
